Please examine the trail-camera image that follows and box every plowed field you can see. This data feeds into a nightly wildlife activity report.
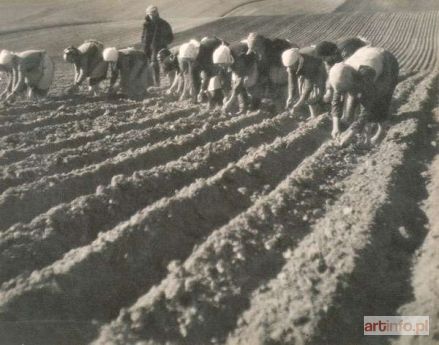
[0,10,438,345]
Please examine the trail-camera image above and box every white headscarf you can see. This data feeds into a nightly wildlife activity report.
[0,50,13,65]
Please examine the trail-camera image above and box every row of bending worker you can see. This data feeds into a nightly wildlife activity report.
[0,5,173,103]
[0,43,155,104]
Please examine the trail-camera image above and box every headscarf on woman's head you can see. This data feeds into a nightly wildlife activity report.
[103,47,119,62]
[0,50,14,66]
[146,5,159,19]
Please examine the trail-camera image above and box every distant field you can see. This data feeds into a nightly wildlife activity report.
[177,11,439,73]
[337,0,439,12]
[2,0,439,35]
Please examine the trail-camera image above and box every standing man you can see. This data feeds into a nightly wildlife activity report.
[141,5,174,87]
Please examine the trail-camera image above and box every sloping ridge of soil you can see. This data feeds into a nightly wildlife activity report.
[391,106,439,345]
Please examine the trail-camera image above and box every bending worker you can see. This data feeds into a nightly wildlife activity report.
[103,47,150,99]
[0,49,54,103]
[63,40,108,95]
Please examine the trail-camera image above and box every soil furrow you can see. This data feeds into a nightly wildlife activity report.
[0,110,266,230]
[0,111,300,285]
[0,105,105,137]
[0,94,162,124]
[0,115,329,345]
[0,109,213,193]
[0,104,123,148]
[91,141,360,345]
[0,104,198,166]
[0,97,187,150]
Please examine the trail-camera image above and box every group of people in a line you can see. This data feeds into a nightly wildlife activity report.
[0,5,399,147]
[0,5,173,102]
[155,33,398,147]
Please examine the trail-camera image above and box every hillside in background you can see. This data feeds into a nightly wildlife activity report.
[0,0,344,34]
[0,0,342,57]
[2,0,439,35]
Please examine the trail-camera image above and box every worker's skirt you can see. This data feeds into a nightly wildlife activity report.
[25,53,55,96]
[120,60,150,99]
[89,61,108,85]
[297,63,327,105]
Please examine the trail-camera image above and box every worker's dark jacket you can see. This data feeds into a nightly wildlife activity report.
[141,16,174,61]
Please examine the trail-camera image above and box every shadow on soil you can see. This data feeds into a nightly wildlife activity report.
[310,75,439,345]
